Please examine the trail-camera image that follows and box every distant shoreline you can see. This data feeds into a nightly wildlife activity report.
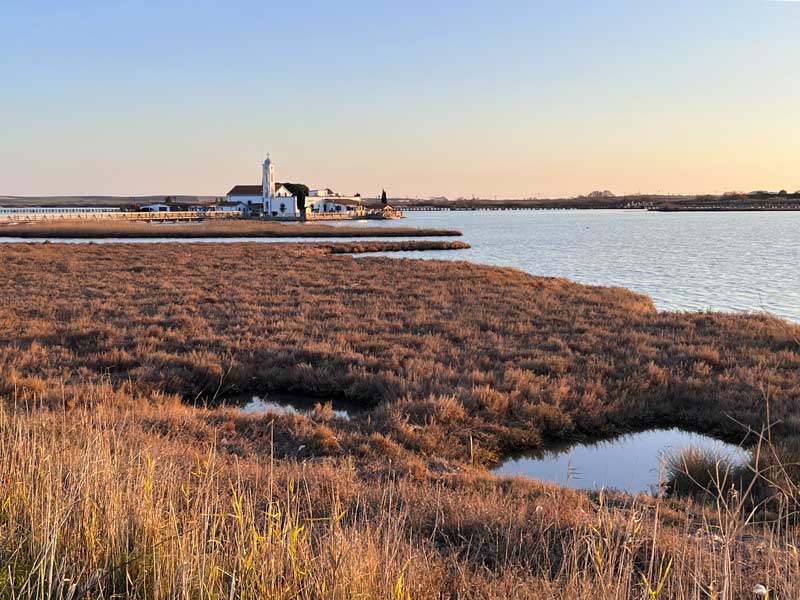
[4,193,800,213]
[651,206,800,212]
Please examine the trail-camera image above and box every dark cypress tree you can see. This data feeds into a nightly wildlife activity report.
[381,189,388,205]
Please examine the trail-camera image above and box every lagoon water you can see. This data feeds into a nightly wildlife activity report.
[2,209,798,321]
[0,235,439,244]
[493,428,751,495]
[354,210,800,322]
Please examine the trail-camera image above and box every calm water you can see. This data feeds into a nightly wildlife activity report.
[493,428,751,495]
[0,235,442,244]
[238,393,360,420]
[2,210,798,321]
[358,210,800,322]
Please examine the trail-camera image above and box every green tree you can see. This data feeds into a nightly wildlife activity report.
[381,189,388,205]
[281,183,310,212]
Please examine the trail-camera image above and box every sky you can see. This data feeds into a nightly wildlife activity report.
[1,0,799,199]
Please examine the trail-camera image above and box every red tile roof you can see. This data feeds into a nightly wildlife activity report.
[227,185,262,196]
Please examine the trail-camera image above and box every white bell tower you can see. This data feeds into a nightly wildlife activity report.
[262,154,275,214]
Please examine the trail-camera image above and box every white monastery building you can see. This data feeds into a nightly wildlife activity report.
[226,156,364,219]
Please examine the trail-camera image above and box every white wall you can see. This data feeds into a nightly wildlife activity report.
[215,204,246,212]
[227,194,261,205]
[141,203,170,212]
[306,198,360,213]
[226,193,301,219]
[267,195,300,218]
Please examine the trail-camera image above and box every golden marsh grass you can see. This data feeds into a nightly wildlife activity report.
[1,242,799,598]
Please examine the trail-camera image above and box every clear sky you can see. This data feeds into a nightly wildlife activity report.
[1,0,798,199]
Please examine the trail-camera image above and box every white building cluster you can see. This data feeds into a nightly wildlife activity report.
[225,156,364,219]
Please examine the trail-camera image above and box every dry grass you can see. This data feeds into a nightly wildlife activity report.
[1,243,797,461]
[324,240,470,253]
[663,446,749,499]
[2,397,800,599]
[1,242,800,598]
[665,434,800,513]
[0,220,461,238]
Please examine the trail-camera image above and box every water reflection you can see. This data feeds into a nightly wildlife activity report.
[237,393,361,420]
[493,428,750,495]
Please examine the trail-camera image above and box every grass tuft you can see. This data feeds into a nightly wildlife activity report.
[663,444,749,498]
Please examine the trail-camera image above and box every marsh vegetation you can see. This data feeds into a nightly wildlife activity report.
[0,219,462,239]
[1,242,799,598]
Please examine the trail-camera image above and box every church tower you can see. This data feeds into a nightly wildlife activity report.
[262,155,275,213]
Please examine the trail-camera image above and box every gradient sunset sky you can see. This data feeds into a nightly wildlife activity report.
[2,1,798,199]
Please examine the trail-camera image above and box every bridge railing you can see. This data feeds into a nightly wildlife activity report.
[0,210,242,224]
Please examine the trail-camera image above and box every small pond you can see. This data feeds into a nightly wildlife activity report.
[236,393,364,421]
[493,428,751,495]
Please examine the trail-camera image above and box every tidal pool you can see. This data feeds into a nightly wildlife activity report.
[493,428,750,495]
[237,393,362,420]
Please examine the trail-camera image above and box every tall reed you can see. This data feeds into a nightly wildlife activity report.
[3,398,800,599]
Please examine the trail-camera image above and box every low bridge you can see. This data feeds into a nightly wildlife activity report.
[0,210,242,224]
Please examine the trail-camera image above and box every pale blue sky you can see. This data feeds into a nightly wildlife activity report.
[1,1,798,198]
